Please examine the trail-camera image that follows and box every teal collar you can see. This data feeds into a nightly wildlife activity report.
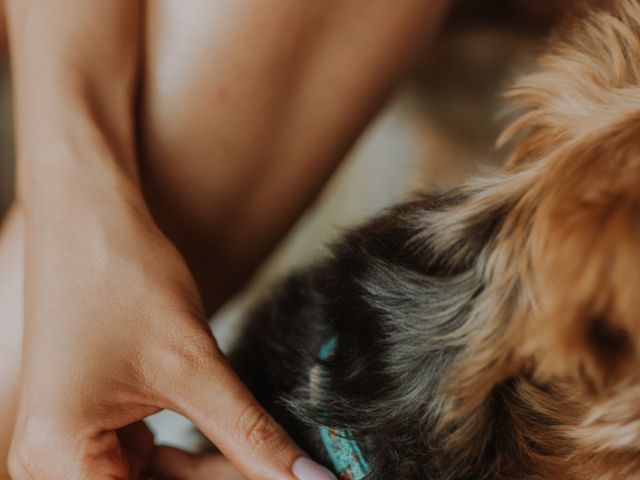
[317,337,371,479]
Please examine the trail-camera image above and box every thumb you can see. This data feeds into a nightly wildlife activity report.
[162,341,337,480]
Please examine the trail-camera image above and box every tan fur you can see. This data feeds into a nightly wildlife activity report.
[429,1,640,477]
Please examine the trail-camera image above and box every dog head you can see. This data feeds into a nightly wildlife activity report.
[429,1,640,475]
[501,0,640,391]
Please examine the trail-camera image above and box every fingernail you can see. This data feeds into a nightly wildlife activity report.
[292,457,337,480]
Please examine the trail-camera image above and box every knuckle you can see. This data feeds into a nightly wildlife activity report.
[236,407,284,454]
[146,327,221,397]
[178,334,220,372]
[171,335,219,380]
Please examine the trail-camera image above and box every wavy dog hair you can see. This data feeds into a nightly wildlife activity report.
[231,2,640,478]
[436,1,640,476]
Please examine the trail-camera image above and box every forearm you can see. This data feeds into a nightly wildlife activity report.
[6,0,142,210]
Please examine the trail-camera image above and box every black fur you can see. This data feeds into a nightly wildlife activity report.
[228,190,512,479]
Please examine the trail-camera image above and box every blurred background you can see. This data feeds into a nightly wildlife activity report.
[0,64,12,218]
[0,0,603,452]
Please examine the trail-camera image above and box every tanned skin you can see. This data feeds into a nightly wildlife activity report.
[0,1,449,478]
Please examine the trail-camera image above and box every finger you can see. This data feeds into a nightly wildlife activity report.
[9,423,131,480]
[117,422,155,479]
[151,446,197,478]
[152,446,246,480]
[162,343,336,480]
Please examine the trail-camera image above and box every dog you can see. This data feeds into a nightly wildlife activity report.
[229,2,640,478]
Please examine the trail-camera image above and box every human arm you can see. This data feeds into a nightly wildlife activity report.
[5,1,311,479]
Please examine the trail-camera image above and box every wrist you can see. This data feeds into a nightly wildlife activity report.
[15,86,139,177]
[15,98,142,216]
[18,151,146,229]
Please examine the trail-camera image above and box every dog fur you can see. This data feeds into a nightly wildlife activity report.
[229,2,640,478]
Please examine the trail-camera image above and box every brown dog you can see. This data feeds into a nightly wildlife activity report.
[448,1,640,476]
[229,2,640,478]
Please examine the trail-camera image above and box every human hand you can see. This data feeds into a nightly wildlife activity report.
[8,186,333,480]
[152,446,248,480]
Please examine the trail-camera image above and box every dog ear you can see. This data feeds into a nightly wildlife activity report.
[432,139,640,475]
[437,0,640,445]
[490,0,640,390]
[525,190,640,387]
[519,132,640,392]
[430,4,640,474]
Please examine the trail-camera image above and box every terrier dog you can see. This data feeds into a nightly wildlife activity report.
[230,2,640,478]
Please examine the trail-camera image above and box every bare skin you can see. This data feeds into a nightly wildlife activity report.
[141,0,449,312]
[0,208,23,479]
[0,0,449,478]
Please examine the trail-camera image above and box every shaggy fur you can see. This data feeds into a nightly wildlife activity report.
[229,2,640,478]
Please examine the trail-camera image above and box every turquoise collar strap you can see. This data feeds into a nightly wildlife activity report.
[317,337,371,479]
[319,426,370,480]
